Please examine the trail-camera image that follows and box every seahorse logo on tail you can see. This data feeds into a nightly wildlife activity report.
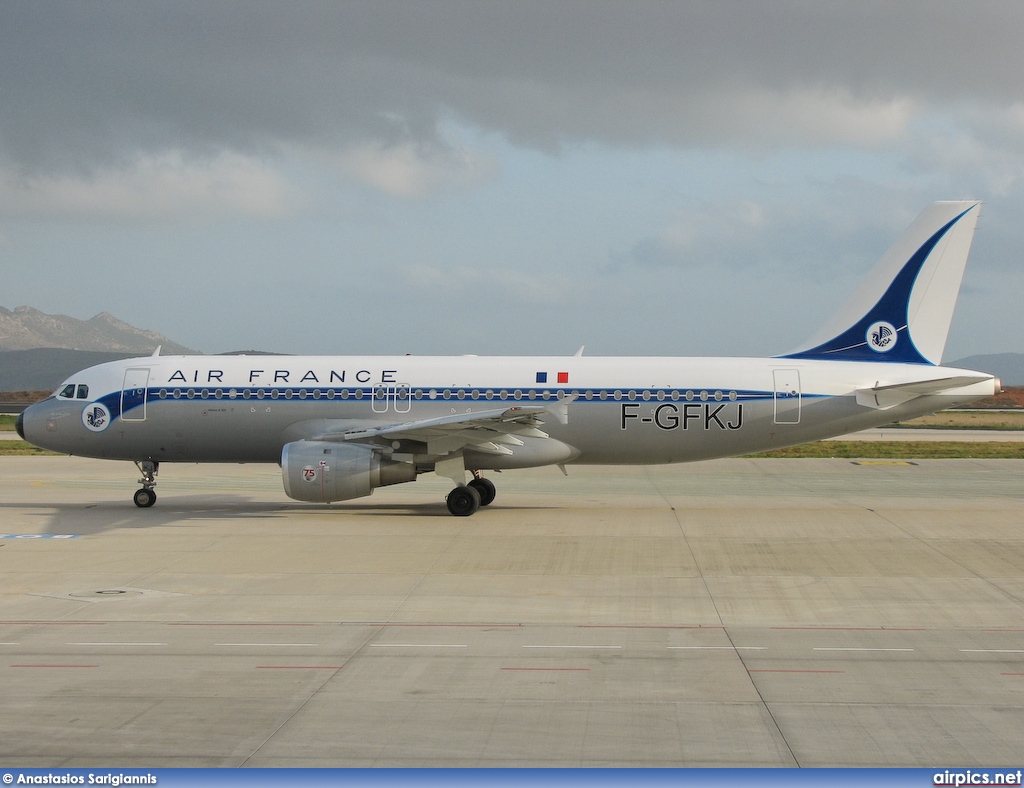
[866,321,897,353]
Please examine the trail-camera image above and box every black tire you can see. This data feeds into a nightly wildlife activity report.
[133,488,156,508]
[446,485,481,516]
[468,477,496,507]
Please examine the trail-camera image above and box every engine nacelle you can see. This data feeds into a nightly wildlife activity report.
[281,440,416,503]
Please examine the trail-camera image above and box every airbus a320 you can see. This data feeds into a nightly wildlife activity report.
[17,201,1000,515]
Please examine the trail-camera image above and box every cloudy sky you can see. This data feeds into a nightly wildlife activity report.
[2,1,1023,360]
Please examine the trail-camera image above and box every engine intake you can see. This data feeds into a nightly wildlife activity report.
[282,440,416,503]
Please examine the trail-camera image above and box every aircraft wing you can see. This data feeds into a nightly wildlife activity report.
[314,400,571,457]
[855,375,995,410]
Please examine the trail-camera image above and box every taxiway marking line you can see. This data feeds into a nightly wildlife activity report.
[579,625,726,630]
[369,644,468,648]
[217,643,318,647]
[256,666,345,670]
[68,642,166,646]
[960,649,1024,653]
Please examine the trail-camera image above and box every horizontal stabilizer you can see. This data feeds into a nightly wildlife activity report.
[855,375,994,410]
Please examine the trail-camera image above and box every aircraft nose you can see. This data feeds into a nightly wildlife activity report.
[15,410,26,440]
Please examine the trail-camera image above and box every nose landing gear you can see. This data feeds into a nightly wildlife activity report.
[133,461,159,508]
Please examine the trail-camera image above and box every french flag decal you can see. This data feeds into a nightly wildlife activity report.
[536,371,570,384]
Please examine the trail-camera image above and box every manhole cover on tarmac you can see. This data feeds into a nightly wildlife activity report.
[37,587,186,602]
[69,589,145,599]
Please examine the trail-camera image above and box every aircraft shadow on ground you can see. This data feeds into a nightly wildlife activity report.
[2,496,559,537]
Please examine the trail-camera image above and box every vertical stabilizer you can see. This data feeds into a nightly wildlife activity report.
[782,201,980,364]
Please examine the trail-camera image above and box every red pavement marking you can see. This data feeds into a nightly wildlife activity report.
[770,627,925,631]
[0,622,105,625]
[11,664,98,668]
[579,625,726,629]
[167,622,314,626]
[375,623,522,627]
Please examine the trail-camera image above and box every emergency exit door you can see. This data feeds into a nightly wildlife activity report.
[371,384,412,414]
[121,368,150,422]
[773,369,801,424]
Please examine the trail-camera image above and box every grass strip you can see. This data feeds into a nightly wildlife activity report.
[884,425,1024,431]
[0,441,62,456]
[747,441,1024,459]
[2,440,1022,460]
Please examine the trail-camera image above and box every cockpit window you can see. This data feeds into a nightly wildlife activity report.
[58,384,90,399]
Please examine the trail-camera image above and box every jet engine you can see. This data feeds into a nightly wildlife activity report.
[281,440,416,503]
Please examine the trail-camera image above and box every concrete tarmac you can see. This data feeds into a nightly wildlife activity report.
[1,456,1023,767]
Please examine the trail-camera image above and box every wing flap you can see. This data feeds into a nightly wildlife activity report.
[311,403,566,457]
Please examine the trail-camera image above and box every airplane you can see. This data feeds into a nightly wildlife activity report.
[16,201,1000,516]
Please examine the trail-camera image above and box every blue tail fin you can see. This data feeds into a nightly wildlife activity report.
[781,201,981,365]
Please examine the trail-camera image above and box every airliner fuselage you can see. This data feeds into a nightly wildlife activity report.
[21,353,996,466]
[16,201,1001,515]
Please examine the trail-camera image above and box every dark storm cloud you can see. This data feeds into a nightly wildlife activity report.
[2,1,1023,172]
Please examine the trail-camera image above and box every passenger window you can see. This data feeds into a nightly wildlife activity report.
[60,384,76,398]
[76,385,89,399]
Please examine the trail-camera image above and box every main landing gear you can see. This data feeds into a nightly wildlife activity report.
[133,461,159,508]
[445,473,496,517]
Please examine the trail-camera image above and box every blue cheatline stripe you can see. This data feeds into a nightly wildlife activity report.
[107,385,829,419]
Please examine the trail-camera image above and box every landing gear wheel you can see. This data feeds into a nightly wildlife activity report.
[133,461,159,508]
[133,488,157,508]
[446,485,481,517]
[468,477,496,507]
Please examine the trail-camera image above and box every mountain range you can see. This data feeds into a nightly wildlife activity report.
[0,306,195,354]
[0,306,196,393]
